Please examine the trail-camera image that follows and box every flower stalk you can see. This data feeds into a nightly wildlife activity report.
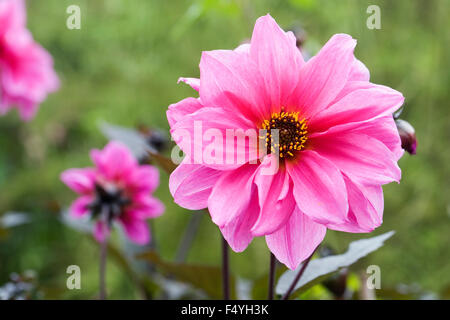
[99,208,109,300]
[268,252,276,300]
[222,236,230,300]
[281,247,317,300]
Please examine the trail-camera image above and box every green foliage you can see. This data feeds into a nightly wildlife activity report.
[138,251,237,299]
[276,231,394,298]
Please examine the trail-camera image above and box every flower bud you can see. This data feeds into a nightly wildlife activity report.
[289,24,307,49]
[138,125,169,153]
[395,119,417,155]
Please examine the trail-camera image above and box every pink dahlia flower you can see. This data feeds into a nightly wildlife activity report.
[0,0,59,121]
[167,15,404,269]
[61,141,164,245]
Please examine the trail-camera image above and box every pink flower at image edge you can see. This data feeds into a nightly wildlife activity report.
[61,142,165,245]
[0,0,59,121]
[168,14,404,269]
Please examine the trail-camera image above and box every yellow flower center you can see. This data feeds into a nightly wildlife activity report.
[261,108,308,159]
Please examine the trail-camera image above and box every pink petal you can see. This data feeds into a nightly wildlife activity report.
[17,102,38,121]
[60,168,96,194]
[327,175,383,233]
[120,218,150,245]
[90,141,137,181]
[0,0,26,32]
[287,150,348,225]
[171,107,258,170]
[311,116,404,161]
[127,165,159,193]
[309,85,404,133]
[199,48,270,123]
[177,77,200,91]
[169,159,223,210]
[208,164,258,227]
[251,156,296,236]
[69,195,93,218]
[351,117,404,161]
[129,196,165,219]
[0,96,12,115]
[289,34,356,119]
[266,206,326,270]
[235,43,250,53]
[167,97,203,127]
[328,81,376,110]
[312,132,401,185]
[349,58,370,82]
[220,191,259,252]
[250,14,305,109]
[94,221,110,243]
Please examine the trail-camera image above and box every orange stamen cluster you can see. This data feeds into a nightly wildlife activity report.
[261,108,308,159]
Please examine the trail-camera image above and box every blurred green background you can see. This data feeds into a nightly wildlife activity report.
[0,0,449,299]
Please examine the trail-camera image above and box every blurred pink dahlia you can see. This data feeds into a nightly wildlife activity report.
[167,14,404,269]
[0,0,59,121]
[61,141,164,245]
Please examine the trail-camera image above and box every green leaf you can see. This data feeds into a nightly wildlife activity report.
[138,251,236,299]
[276,231,395,297]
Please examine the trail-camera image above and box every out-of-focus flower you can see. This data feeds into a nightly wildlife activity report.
[395,119,417,155]
[0,271,39,300]
[61,141,164,244]
[0,0,59,121]
[168,14,404,269]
